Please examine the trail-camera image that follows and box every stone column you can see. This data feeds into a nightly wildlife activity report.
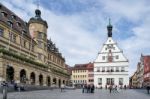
[43,75,47,86]
[14,69,20,84]
[0,61,5,81]
[26,71,30,85]
[35,74,39,85]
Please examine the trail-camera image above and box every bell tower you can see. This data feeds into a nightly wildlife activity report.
[28,7,48,63]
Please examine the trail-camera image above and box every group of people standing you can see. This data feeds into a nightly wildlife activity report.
[108,85,127,93]
[82,84,95,93]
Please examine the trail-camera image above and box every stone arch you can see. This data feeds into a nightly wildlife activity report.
[58,79,61,88]
[6,65,14,82]
[20,69,26,83]
[47,76,51,86]
[63,80,65,84]
[39,74,43,86]
[30,72,36,85]
[53,78,57,84]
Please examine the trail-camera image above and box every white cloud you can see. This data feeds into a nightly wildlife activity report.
[1,0,150,76]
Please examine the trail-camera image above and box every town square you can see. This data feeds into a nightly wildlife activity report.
[0,0,150,99]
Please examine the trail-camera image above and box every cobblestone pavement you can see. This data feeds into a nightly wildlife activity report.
[0,89,150,99]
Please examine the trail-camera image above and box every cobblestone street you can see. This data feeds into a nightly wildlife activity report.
[0,89,149,99]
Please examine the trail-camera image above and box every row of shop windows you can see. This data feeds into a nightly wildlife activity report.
[48,54,64,66]
[0,27,34,51]
[98,78,123,85]
[73,80,87,83]
[96,67,125,72]
[73,75,87,78]
[73,70,87,73]
[102,55,119,60]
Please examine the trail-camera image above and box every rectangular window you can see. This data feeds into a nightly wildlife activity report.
[116,67,119,72]
[121,67,125,72]
[97,67,100,72]
[107,67,110,72]
[23,40,27,48]
[38,53,42,60]
[102,67,105,72]
[98,78,102,85]
[13,35,16,43]
[119,78,123,85]
[102,56,105,60]
[106,78,114,85]
[9,33,16,43]
[0,27,4,36]
[38,41,43,48]
[38,32,43,39]
[116,55,119,59]
[111,67,114,72]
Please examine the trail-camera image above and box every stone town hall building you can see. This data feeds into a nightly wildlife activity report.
[94,21,129,88]
[0,3,69,87]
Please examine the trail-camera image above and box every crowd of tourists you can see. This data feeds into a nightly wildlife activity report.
[82,84,95,93]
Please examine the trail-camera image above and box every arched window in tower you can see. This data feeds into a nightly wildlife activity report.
[38,32,43,39]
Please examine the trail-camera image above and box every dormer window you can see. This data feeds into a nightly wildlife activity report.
[7,21,13,27]
[16,22,21,27]
[0,4,2,9]
[11,15,16,20]
[1,11,7,17]
[22,30,26,34]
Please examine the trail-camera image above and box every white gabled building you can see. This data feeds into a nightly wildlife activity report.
[94,21,129,88]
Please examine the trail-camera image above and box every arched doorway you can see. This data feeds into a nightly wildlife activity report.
[20,69,26,83]
[39,74,43,86]
[30,72,35,85]
[47,76,51,86]
[6,66,14,82]
[58,79,61,88]
[63,80,65,84]
[53,78,57,85]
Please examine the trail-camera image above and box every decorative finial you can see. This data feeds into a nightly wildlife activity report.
[109,18,111,25]
[35,0,41,18]
[37,0,39,9]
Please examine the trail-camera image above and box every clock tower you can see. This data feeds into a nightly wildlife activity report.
[94,20,129,88]
[28,8,48,63]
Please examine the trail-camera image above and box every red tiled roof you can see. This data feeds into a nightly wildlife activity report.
[72,62,93,70]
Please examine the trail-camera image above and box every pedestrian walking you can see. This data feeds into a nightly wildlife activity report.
[61,84,65,92]
[124,85,127,90]
[146,86,150,94]
[109,85,112,93]
[87,85,90,93]
[82,84,85,93]
[91,84,95,93]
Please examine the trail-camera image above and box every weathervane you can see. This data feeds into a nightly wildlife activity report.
[37,0,39,9]
[109,18,111,25]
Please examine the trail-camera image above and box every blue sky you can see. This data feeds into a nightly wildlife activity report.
[1,0,150,76]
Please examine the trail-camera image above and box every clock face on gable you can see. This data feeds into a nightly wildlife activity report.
[29,25,35,38]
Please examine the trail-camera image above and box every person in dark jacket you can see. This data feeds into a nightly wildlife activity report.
[146,86,150,94]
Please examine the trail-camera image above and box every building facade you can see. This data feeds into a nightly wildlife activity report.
[130,71,138,88]
[71,63,94,87]
[0,3,69,87]
[94,22,129,88]
[136,62,144,88]
[142,55,150,87]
